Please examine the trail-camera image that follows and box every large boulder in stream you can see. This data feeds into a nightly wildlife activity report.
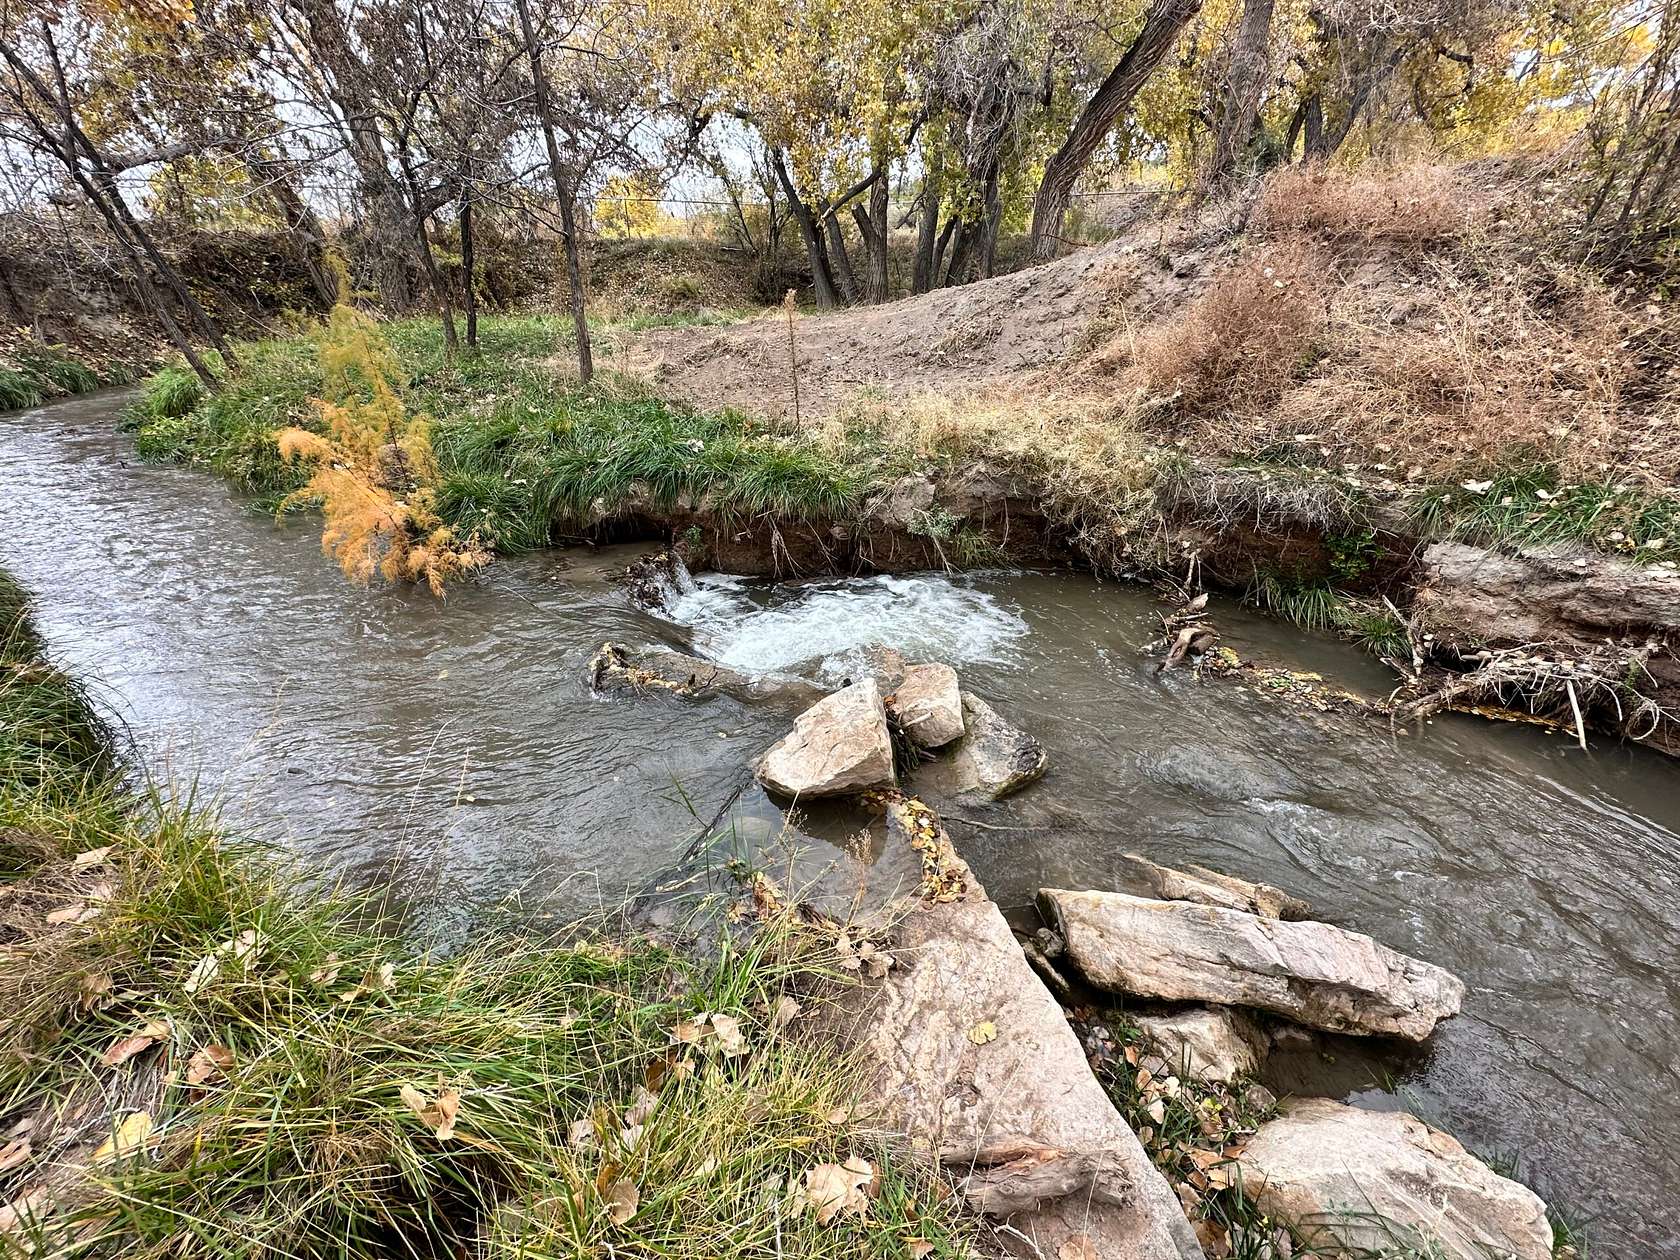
[1238,1099,1553,1260]
[1121,852,1311,921]
[835,796,1203,1260]
[754,680,896,797]
[942,692,1048,800]
[1042,889,1464,1041]
[887,662,965,750]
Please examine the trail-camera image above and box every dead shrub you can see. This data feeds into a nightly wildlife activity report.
[1109,242,1328,426]
[1254,164,1466,247]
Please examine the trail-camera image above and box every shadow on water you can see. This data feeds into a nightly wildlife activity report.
[4,392,1678,1256]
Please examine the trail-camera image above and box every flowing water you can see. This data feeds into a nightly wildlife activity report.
[4,391,1678,1256]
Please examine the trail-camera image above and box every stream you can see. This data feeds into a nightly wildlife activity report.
[4,390,1677,1256]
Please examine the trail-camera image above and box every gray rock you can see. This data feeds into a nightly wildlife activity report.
[1043,889,1464,1041]
[587,642,823,709]
[888,662,965,749]
[1133,1007,1268,1084]
[945,691,1047,800]
[1239,1099,1552,1260]
[835,801,1203,1260]
[1122,852,1311,920]
[754,680,896,798]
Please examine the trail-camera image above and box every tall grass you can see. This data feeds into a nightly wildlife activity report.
[0,344,118,412]
[133,315,862,550]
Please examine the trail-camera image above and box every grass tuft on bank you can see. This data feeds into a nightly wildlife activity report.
[0,573,975,1259]
[130,315,861,550]
[0,342,140,412]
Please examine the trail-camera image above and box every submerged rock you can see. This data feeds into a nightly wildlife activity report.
[755,680,896,798]
[587,642,823,709]
[1042,889,1464,1041]
[944,691,1048,800]
[1122,852,1311,920]
[1133,1007,1268,1084]
[1238,1099,1553,1260]
[888,662,965,750]
[835,804,1203,1260]
[619,549,695,611]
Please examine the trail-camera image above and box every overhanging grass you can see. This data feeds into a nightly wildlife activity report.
[0,572,974,1259]
[131,315,861,548]
[0,343,127,412]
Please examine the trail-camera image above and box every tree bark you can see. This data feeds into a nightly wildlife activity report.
[397,150,458,355]
[460,195,478,348]
[1307,42,1403,160]
[1028,0,1203,260]
[770,149,840,309]
[912,169,941,295]
[1207,0,1276,183]
[852,171,889,302]
[514,0,593,382]
[824,210,860,303]
[246,151,338,308]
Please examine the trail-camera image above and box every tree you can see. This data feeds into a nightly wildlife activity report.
[1029,0,1203,260]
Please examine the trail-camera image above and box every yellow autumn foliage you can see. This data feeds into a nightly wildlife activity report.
[277,304,486,596]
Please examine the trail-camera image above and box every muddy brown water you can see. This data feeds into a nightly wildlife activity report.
[4,390,1678,1256]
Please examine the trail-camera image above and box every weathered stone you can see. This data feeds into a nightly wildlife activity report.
[587,643,823,709]
[888,663,965,749]
[835,805,1203,1260]
[1042,890,1464,1041]
[1122,852,1311,920]
[1133,1007,1268,1084]
[1239,1099,1552,1260]
[619,550,695,611]
[754,680,895,797]
[945,692,1047,800]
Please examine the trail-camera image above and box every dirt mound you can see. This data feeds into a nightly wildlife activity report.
[631,203,1229,422]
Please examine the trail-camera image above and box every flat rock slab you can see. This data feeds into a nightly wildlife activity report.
[1043,889,1464,1041]
[1122,852,1310,920]
[888,662,965,749]
[1134,1007,1268,1084]
[1239,1099,1552,1260]
[755,680,895,797]
[943,691,1047,800]
[837,802,1203,1260]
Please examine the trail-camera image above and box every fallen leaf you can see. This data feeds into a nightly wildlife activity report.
[78,972,114,1010]
[1057,1235,1099,1260]
[93,1110,153,1164]
[102,1023,167,1068]
[710,1013,746,1057]
[46,903,89,925]
[0,1139,29,1174]
[623,1086,659,1127]
[567,1115,598,1149]
[185,1043,234,1086]
[800,1155,875,1225]
[672,1016,712,1044]
[183,952,221,995]
[72,846,112,868]
[770,994,801,1030]
[399,1084,461,1140]
[1146,1098,1166,1125]
[604,1178,639,1225]
[907,1239,935,1260]
[309,953,343,985]
[967,1020,998,1046]
[0,1192,47,1235]
[619,1123,645,1150]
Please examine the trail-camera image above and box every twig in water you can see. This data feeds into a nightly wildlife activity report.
[945,815,1030,832]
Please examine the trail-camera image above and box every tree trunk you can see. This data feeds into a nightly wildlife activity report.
[246,151,338,308]
[770,149,840,309]
[912,170,941,295]
[1309,42,1403,159]
[1028,0,1203,260]
[460,196,478,348]
[292,0,415,312]
[1207,0,1276,183]
[398,153,458,355]
[514,0,593,383]
[824,210,860,303]
[853,172,889,302]
[977,164,1003,279]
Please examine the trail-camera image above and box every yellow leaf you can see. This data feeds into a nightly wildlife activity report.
[967,1020,998,1045]
[93,1110,153,1164]
[399,1084,461,1140]
[186,1043,235,1087]
[800,1155,875,1225]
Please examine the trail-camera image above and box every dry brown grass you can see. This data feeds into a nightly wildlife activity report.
[1100,241,1328,428]
[1253,163,1468,247]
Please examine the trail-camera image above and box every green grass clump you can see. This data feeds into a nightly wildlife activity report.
[1248,571,1411,659]
[0,570,975,1260]
[1414,467,1680,564]
[133,314,862,553]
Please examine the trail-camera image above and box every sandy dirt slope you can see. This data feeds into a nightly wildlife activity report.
[630,208,1227,422]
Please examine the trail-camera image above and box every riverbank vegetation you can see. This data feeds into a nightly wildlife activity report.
[0,575,979,1257]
